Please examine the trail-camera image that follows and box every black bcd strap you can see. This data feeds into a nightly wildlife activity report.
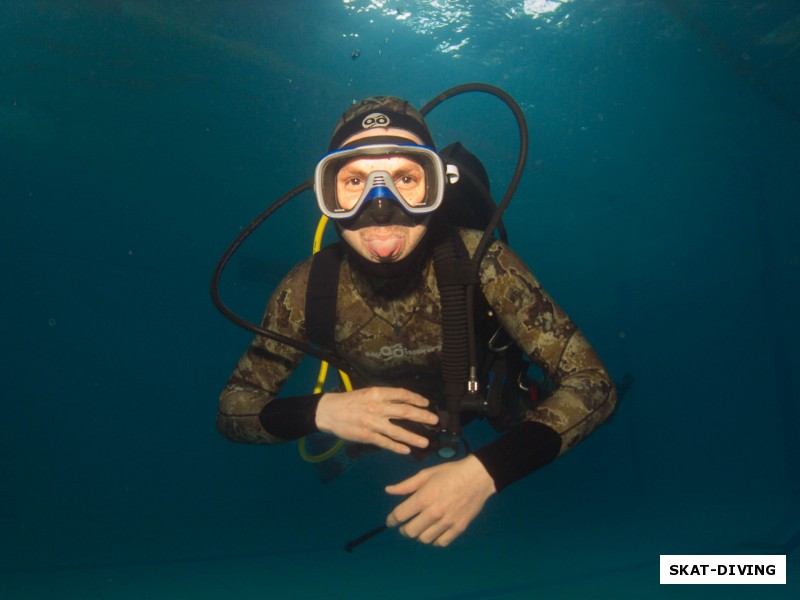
[305,243,345,354]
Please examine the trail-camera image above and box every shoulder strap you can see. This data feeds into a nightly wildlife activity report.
[432,230,481,436]
[305,243,345,353]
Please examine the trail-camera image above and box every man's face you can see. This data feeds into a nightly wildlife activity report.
[336,128,429,264]
[335,155,427,212]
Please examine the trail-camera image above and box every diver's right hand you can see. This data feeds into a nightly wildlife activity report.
[315,387,439,455]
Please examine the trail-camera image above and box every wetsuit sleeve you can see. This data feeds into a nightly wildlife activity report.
[468,232,617,491]
[217,259,320,444]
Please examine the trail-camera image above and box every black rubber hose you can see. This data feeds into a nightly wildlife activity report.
[209,179,349,372]
[420,82,529,267]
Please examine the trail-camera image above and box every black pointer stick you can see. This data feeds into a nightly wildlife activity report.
[344,524,388,552]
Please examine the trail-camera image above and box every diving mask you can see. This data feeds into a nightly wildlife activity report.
[314,143,459,220]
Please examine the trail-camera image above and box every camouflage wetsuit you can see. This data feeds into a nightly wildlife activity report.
[218,228,616,491]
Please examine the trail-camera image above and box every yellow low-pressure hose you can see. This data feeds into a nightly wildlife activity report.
[298,215,350,463]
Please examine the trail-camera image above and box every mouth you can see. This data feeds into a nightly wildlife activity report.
[364,231,405,261]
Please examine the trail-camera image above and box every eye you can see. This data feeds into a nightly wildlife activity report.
[395,175,418,189]
[341,176,363,190]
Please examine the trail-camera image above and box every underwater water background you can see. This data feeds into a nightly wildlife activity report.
[2,0,799,597]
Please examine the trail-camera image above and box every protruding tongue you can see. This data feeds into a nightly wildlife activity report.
[367,236,403,260]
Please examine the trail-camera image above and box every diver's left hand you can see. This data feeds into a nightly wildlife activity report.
[385,455,496,547]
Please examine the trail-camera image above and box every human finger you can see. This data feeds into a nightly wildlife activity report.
[370,436,413,455]
[385,477,430,528]
[393,504,464,547]
[430,526,462,547]
[383,387,432,408]
[361,388,437,430]
[384,403,439,428]
[381,422,431,449]
[416,518,453,546]
[358,424,427,455]
[385,469,428,497]
[398,511,436,540]
[385,496,413,529]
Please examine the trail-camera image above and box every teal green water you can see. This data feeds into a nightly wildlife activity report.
[2,1,798,598]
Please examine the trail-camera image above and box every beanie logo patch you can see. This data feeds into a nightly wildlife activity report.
[361,112,390,130]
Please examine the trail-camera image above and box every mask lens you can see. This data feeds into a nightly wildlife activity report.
[336,162,426,212]
[314,144,447,219]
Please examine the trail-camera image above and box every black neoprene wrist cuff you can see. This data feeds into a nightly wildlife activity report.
[259,394,323,440]
[473,421,563,493]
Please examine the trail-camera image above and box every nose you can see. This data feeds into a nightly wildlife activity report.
[365,196,394,224]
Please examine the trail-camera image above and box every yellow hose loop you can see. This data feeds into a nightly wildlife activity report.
[338,369,353,392]
[299,215,352,463]
[301,360,345,462]
[299,436,346,463]
[298,368,352,463]
[313,360,329,394]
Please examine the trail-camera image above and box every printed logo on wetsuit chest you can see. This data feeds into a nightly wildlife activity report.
[365,342,440,360]
[361,113,390,130]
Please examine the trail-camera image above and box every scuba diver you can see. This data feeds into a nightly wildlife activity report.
[215,87,617,548]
